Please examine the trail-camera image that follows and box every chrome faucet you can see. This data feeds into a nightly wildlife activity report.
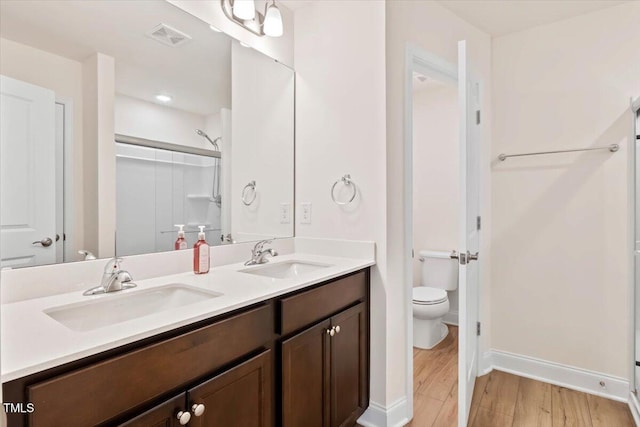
[244,240,278,266]
[83,258,137,296]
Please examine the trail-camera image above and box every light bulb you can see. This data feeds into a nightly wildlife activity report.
[233,0,255,20]
[263,2,283,37]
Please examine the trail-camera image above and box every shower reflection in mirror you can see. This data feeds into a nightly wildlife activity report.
[115,138,225,257]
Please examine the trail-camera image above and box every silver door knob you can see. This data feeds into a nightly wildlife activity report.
[467,251,479,261]
[176,410,191,425]
[191,403,205,417]
[32,237,53,247]
[335,325,341,334]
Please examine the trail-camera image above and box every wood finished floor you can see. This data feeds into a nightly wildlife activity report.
[407,325,635,427]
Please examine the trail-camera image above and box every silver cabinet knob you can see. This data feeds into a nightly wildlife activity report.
[327,327,335,336]
[192,403,206,417]
[467,251,479,261]
[176,410,191,425]
[32,237,53,247]
[335,325,341,334]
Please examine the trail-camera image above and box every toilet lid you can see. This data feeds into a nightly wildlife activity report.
[413,287,447,305]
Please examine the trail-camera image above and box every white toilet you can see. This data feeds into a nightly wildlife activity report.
[413,250,459,349]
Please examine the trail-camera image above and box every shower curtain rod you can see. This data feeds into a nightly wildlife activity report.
[497,144,619,162]
[115,134,221,159]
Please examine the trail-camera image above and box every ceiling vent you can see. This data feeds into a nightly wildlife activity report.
[146,23,192,47]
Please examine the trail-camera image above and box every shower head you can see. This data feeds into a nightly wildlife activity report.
[195,129,220,151]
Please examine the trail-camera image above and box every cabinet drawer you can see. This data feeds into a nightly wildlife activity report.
[27,304,273,427]
[279,271,366,336]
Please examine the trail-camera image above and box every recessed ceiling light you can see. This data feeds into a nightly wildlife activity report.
[155,94,172,103]
[209,24,222,32]
[239,41,250,48]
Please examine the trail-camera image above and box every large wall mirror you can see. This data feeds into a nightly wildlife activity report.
[0,0,294,268]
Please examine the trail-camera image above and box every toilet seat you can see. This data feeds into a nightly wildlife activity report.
[413,287,447,305]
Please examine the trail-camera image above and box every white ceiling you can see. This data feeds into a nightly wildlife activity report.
[0,0,232,116]
[437,0,630,36]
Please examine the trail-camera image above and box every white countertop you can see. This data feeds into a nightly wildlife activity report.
[1,253,374,382]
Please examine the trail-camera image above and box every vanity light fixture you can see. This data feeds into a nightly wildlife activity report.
[155,94,172,103]
[220,0,284,38]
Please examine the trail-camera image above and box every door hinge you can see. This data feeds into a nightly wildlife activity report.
[412,249,414,258]
[477,216,481,231]
[476,110,481,125]
[477,322,481,336]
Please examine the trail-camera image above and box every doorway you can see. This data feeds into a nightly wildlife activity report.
[403,43,482,426]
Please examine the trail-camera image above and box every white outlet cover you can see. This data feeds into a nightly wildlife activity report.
[280,203,291,224]
[300,202,312,224]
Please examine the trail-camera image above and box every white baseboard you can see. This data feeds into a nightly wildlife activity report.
[443,310,458,326]
[629,392,640,426]
[479,350,493,376]
[358,397,409,427]
[483,349,629,403]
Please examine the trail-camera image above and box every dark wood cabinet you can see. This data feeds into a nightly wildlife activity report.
[330,304,368,427]
[3,268,370,427]
[282,302,368,427]
[118,394,185,427]
[282,319,331,427]
[188,350,272,427]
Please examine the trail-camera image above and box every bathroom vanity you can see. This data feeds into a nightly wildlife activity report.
[2,257,371,427]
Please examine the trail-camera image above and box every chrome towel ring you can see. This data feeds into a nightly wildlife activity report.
[331,174,357,205]
[242,180,257,206]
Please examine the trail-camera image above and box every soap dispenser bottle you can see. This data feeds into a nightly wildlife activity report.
[193,226,210,274]
[174,224,187,250]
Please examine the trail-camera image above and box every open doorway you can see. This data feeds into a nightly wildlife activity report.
[409,68,460,425]
[403,42,482,426]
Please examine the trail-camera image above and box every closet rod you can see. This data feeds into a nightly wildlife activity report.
[498,144,619,162]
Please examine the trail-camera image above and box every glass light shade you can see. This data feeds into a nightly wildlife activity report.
[263,3,283,37]
[233,0,256,20]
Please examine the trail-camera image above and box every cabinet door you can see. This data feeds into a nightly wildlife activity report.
[187,350,272,427]
[282,319,331,427]
[118,394,185,427]
[331,303,368,427]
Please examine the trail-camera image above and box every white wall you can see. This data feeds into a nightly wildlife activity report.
[386,0,493,414]
[293,0,389,411]
[0,37,85,260]
[231,42,294,242]
[412,84,459,285]
[491,2,640,380]
[168,0,294,68]
[82,53,116,259]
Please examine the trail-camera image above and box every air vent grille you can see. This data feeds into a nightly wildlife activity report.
[146,23,192,47]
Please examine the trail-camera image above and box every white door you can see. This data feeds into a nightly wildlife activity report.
[457,41,481,427]
[0,75,56,268]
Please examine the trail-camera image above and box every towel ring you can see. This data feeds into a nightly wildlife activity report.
[242,181,257,206]
[331,174,357,205]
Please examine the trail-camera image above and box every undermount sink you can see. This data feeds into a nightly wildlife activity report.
[240,260,331,279]
[45,284,222,332]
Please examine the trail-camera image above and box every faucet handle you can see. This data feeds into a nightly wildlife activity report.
[252,239,273,253]
[104,257,124,274]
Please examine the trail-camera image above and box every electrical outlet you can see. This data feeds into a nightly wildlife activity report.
[280,203,291,224]
[300,202,312,224]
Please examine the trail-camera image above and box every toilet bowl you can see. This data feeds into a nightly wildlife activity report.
[413,287,450,349]
[412,250,458,350]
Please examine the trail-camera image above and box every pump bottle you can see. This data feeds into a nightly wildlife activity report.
[193,226,210,274]
[174,224,187,250]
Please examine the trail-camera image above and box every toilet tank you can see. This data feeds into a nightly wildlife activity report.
[418,250,459,291]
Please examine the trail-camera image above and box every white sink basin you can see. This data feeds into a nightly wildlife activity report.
[240,260,331,279]
[45,284,222,332]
